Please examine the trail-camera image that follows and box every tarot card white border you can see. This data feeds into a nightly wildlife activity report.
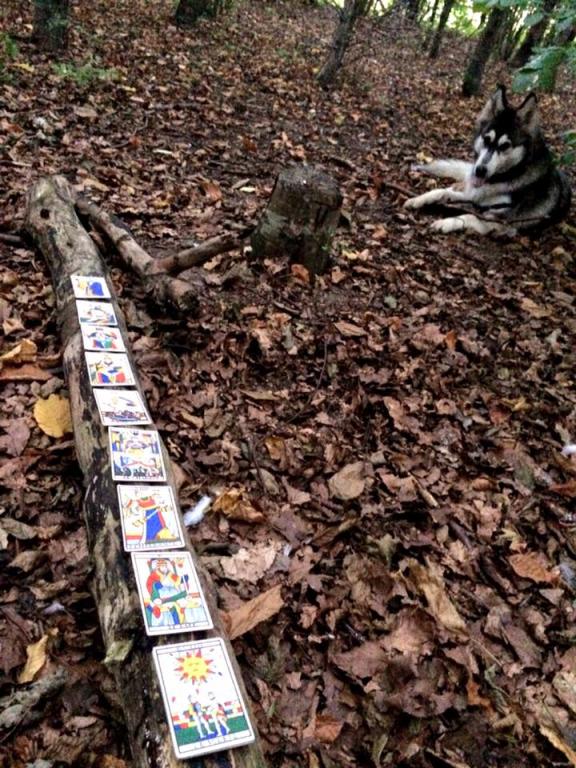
[117,484,185,551]
[153,638,255,759]
[109,427,167,483]
[71,275,111,300]
[131,551,213,636]
[85,351,136,387]
[93,389,151,426]
[76,300,118,327]
[81,324,126,352]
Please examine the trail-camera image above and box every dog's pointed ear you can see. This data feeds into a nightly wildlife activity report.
[477,85,508,124]
[517,92,540,133]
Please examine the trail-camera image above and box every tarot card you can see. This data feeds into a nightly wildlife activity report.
[85,351,135,387]
[71,275,111,300]
[93,389,151,427]
[81,324,126,352]
[153,638,255,759]
[109,427,167,482]
[132,551,212,635]
[117,484,185,551]
[76,300,118,327]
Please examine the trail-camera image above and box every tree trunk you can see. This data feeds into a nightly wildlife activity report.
[461,8,505,97]
[424,0,442,46]
[24,175,268,768]
[428,0,455,58]
[251,167,342,277]
[317,0,362,89]
[510,0,558,67]
[175,0,220,27]
[33,0,70,53]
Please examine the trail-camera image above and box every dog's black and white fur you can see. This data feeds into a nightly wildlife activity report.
[405,85,571,236]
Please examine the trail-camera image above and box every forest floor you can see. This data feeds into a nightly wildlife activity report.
[1,1,576,767]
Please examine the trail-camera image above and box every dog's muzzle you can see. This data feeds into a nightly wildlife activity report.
[472,165,487,187]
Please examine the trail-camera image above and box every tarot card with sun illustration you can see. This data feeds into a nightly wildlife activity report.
[153,638,255,758]
[131,551,213,635]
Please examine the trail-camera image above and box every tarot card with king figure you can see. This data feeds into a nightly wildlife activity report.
[132,551,212,635]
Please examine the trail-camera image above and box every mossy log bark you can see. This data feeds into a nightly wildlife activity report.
[251,166,342,276]
[24,175,267,768]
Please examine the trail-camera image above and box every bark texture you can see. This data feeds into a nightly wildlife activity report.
[511,0,558,67]
[251,166,342,276]
[428,0,455,58]
[461,8,506,97]
[33,0,70,52]
[24,175,267,768]
[317,0,365,88]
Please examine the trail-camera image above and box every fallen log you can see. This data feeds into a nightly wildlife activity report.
[25,175,267,768]
[75,195,199,313]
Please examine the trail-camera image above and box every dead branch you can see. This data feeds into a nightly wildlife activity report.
[75,195,199,313]
[157,227,253,275]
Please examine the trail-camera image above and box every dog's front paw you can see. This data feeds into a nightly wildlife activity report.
[430,217,464,234]
[404,196,423,210]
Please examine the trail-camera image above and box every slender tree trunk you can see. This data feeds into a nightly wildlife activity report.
[405,0,420,21]
[317,0,362,89]
[494,9,515,60]
[461,8,506,97]
[511,0,558,67]
[428,0,455,58]
[33,0,70,52]
[424,0,442,45]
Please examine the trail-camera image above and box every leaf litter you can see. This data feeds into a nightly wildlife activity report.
[0,1,576,767]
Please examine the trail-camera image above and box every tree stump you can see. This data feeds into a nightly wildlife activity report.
[24,175,267,768]
[33,0,70,53]
[251,166,342,277]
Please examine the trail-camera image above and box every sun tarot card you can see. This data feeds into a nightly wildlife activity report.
[81,324,126,352]
[76,300,118,326]
[71,275,111,300]
[109,427,167,482]
[93,389,151,427]
[85,351,135,387]
[132,551,212,636]
[117,485,185,551]
[153,638,255,759]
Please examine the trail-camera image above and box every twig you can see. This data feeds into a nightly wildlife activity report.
[0,232,25,247]
[157,227,253,275]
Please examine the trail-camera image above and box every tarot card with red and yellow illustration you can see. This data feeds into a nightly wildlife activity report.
[131,551,212,635]
[153,638,255,759]
[81,324,126,352]
[117,485,185,551]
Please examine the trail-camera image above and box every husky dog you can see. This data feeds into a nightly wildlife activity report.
[404,85,571,236]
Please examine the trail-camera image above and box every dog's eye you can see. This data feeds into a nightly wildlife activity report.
[483,136,492,147]
[499,142,511,152]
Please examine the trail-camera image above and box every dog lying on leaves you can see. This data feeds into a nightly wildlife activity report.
[405,85,571,236]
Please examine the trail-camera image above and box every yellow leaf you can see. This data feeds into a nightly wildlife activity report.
[33,394,73,438]
[18,632,52,684]
[0,339,38,364]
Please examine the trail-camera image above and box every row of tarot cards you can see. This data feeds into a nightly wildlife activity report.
[70,277,255,759]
